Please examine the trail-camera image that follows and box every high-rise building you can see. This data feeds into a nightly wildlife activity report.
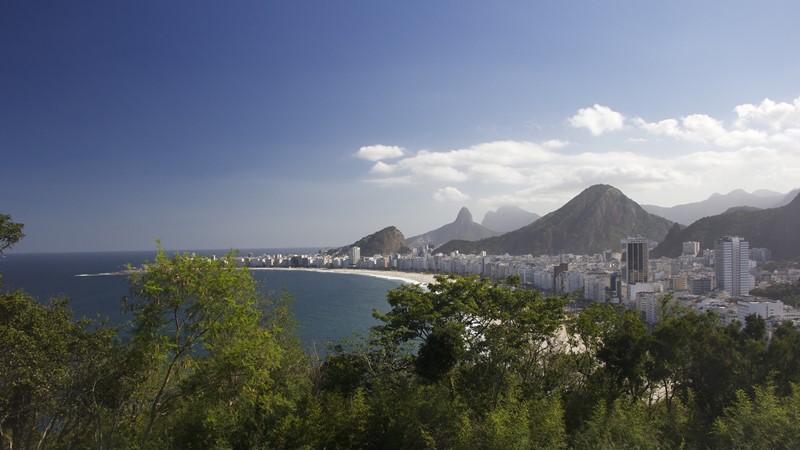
[682,241,700,257]
[623,236,649,284]
[714,236,751,296]
[348,246,361,267]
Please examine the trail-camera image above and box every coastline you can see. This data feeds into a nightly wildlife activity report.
[247,267,437,286]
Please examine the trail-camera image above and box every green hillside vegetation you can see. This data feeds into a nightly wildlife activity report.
[4,214,800,449]
[652,192,800,259]
[751,279,800,307]
[437,184,673,256]
[329,225,410,257]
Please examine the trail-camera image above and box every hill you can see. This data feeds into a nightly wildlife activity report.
[436,185,673,256]
[641,189,786,225]
[480,205,540,232]
[651,192,800,259]
[329,226,409,257]
[406,207,500,250]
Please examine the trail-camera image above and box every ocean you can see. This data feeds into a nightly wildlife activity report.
[0,249,403,350]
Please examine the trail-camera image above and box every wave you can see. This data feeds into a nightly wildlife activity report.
[75,272,127,277]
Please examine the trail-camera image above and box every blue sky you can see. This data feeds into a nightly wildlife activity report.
[2,1,799,253]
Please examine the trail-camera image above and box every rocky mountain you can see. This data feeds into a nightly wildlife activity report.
[436,185,674,256]
[406,207,500,250]
[480,206,540,233]
[641,189,787,225]
[329,226,409,257]
[651,192,800,260]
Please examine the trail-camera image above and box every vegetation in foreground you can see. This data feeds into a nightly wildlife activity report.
[3,216,800,449]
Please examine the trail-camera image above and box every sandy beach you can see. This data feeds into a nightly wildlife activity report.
[247,267,437,285]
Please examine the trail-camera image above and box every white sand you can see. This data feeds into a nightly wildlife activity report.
[247,267,437,285]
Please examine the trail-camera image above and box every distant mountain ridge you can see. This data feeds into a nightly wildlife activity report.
[406,207,500,250]
[481,206,540,232]
[437,185,673,256]
[641,189,792,225]
[652,192,800,260]
[328,226,409,257]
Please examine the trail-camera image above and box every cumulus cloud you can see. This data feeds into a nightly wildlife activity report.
[635,96,800,147]
[734,97,800,131]
[369,161,395,174]
[357,96,800,209]
[355,144,405,161]
[433,187,471,202]
[568,104,625,135]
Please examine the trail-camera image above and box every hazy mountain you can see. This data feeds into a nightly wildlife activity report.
[329,226,409,257]
[774,188,800,207]
[641,189,786,225]
[406,207,500,250]
[651,192,800,259]
[481,206,540,233]
[437,185,673,256]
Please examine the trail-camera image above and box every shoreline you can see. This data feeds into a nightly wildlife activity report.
[247,267,437,286]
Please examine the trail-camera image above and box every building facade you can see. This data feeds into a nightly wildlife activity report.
[624,236,649,284]
[715,236,751,297]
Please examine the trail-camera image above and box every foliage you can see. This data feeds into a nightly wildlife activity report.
[0,214,24,255]
[751,279,800,307]
[0,291,121,450]
[124,244,310,448]
[713,384,800,449]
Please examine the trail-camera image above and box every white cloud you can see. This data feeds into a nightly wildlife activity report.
[734,97,800,131]
[433,187,471,202]
[568,104,625,135]
[355,144,405,161]
[357,96,800,210]
[369,161,395,174]
[635,96,800,147]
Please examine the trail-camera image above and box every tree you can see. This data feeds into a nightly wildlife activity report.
[0,292,120,450]
[373,274,567,410]
[713,384,800,449]
[0,214,24,255]
[0,214,24,288]
[124,244,306,449]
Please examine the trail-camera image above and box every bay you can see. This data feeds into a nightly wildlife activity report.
[0,250,402,349]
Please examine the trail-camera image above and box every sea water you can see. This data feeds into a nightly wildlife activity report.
[0,250,401,349]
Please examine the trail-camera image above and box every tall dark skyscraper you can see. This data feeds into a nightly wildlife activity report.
[624,236,649,284]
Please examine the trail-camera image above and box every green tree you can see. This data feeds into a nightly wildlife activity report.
[0,292,121,450]
[0,214,24,255]
[713,384,800,449]
[573,398,662,450]
[124,244,307,449]
[0,214,24,288]
[373,275,567,410]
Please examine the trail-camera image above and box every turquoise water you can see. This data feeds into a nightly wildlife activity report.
[0,250,401,349]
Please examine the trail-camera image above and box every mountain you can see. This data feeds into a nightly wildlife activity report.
[774,188,800,207]
[641,189,786,225]
[651,192,800,260]
[329,226,409,257]
[406,207,500,250]
[481,206,540,233]
[436,185,673,256]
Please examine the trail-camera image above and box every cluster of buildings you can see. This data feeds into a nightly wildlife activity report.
[236,235,799,330]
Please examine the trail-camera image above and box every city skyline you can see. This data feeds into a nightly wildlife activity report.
[3,1,800,253]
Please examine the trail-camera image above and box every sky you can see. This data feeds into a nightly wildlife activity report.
[2,1,800,253]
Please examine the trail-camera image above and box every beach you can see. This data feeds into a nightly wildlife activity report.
[248,267,437,285]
